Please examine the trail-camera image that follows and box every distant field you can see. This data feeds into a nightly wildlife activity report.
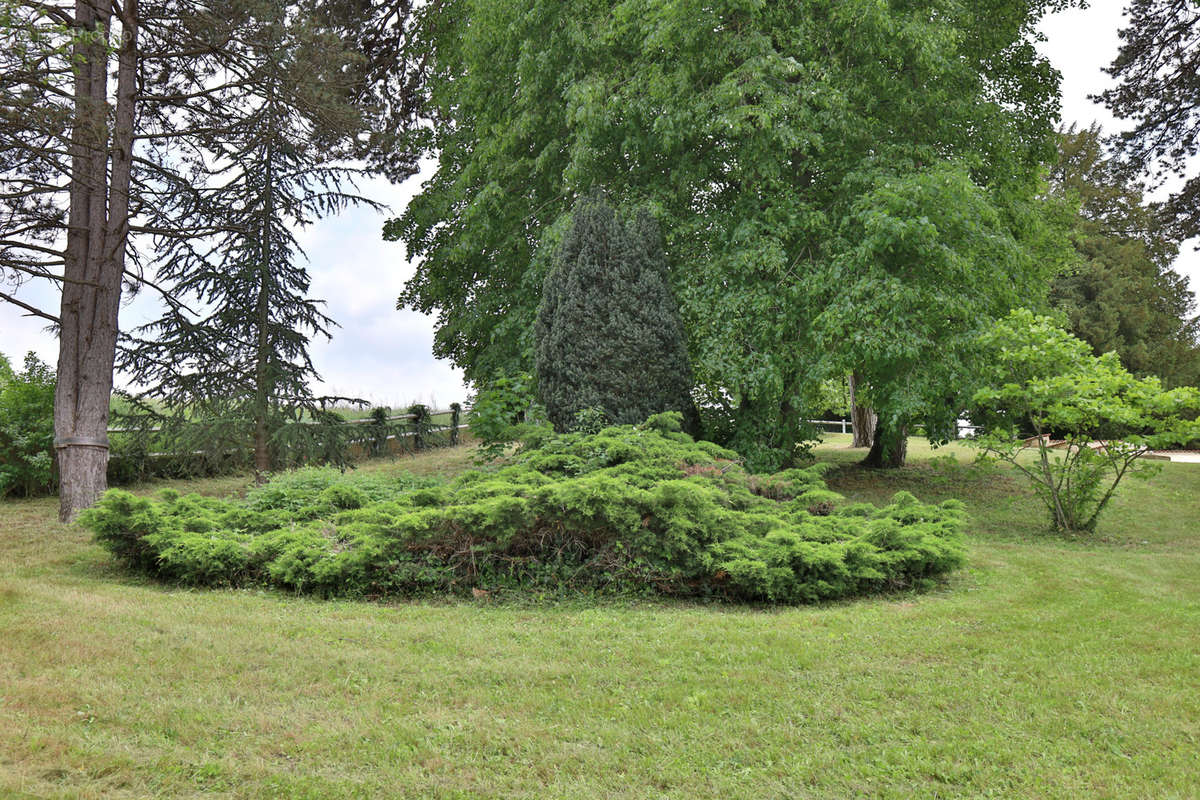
[1,437,1197,798]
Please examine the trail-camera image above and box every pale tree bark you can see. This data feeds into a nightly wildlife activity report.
[848,372,876,448]
[55,1,138,521]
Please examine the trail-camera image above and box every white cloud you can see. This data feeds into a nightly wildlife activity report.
[295,169,469,409]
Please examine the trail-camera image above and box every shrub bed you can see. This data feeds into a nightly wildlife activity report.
[81,414,967,603]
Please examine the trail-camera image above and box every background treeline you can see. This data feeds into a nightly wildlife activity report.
[1048,125,1200,388]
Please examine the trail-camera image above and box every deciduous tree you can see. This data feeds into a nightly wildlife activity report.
[388,0,1073,469]
[971,309,1200,534]
[812,163,1064,467]
[0,352,56,498]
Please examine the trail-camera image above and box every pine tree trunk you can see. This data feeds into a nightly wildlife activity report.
[253,261,271,476]
[253,98,276,479]
[849,372,876,448]
[56,2,128,522]
[862,418,908,468]
[252,257,272,476]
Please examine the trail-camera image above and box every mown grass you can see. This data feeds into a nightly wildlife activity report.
[1,437,1198,798]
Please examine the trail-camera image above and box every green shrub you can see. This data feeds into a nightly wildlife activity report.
[570,406,610,435]
[81,413,967,603]
[0,352,56,498]
[243,466,438,512]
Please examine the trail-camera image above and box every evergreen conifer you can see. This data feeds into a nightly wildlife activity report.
[535,195,693,431]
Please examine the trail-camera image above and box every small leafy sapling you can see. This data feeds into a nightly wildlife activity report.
[467,372,550,461]
[970,310,1200,534]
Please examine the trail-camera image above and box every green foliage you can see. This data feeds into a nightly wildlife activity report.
[82,415,966,603]
[570,406,610,435]
[535,195,694,432]
[105,402,463,485]
[0,352,56,498]
[388,0,1069,461]
[407,403,432,452]
[366,407,391,457]
[812,163,1070,461]
[813,376,852,419]
[242,466,439,514]
[449,402,462,445]
[969,309,1200,534]
[103,404,255,484]
[467,372,548,461]
[1048,125,1200,388]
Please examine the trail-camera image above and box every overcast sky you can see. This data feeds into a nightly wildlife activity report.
[2,0,1196,407]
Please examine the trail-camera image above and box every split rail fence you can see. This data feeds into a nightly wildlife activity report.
[104,407,467,480]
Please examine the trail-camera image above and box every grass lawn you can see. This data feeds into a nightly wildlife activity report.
[1,437,1198,798]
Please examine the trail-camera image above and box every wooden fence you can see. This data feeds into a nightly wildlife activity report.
[104,407,467,476]
[807,419,980,438]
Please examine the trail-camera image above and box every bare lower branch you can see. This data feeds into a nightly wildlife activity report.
[0,289,60,324]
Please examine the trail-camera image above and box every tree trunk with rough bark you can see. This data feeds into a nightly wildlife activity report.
[252,88,278,480]
[252,201,272,477]
[849,372,876,448]
[862,418,907,468]
[55,2,137,521]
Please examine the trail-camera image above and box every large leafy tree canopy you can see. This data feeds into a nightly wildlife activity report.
[1048,125,1200,387]
[814,163,1066,466]
[388,0,1071,465]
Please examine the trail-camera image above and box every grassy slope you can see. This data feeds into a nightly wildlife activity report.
[1,438,1198,799]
